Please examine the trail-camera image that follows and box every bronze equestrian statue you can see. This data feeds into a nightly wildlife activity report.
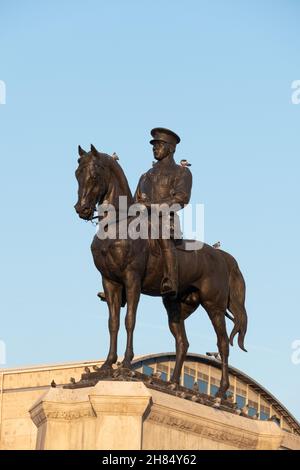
[74,128,248,399]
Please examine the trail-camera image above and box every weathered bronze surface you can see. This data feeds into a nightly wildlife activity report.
[74,128,248,398]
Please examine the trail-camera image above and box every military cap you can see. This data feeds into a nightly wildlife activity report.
[150,127,181,146]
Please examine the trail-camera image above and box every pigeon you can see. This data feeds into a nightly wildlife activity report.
[235,408,242,415]
[213,397,222,408]
[212,241,221,249]
[151,371,162,379]
[50,380,56,388]
[241,404,249,416]
[112,152,119,161]
[168,383,177,391]
[269,415,280,426]
[193,382,199,392]
[84,367,91,374]
[227,394,235,404]
[252,413,259,420]
[70,377,76,384]
[180,159,191,167]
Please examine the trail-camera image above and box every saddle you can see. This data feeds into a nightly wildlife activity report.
[149,238,204,257]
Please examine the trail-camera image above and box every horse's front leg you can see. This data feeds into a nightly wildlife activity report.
[121,273,141,369]
[100,277,122,370]
[163,297,189,384]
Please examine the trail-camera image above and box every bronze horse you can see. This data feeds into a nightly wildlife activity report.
[74,144,248,398]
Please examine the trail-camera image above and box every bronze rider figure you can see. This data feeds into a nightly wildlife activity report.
[134,128,192,298]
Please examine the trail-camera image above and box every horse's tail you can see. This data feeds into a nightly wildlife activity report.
[227,260,248,352]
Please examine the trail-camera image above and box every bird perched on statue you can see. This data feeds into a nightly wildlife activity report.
[168,382,177,391]
[193,382,199,393]
[226,393,234,403]
[70,377,76,384]
[50,380,56,388]
[151,371,162,379]
[206,351,221,360]
[84,367,91,374]
[180,159,191,167]
[252,412,259,420]
[212,397,222,408]
[212,241,221,249]
[112,152,119,161]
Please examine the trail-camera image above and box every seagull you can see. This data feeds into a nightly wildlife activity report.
[206,352,221,360]
[180,159,191,167]
[212,241,221,249]
[50,380,56,388]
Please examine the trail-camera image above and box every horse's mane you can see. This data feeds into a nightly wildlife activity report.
[98,152,134,204]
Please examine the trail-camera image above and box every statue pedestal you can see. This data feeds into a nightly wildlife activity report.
[30,381,151,450]
[30,380,286,450]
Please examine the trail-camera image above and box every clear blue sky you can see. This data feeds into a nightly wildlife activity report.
[1,0,300,419]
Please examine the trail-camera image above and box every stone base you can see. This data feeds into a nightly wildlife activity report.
[29,380,299,450]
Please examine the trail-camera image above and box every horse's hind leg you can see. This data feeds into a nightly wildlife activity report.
[100,277,122,370]
[204,303,230,398]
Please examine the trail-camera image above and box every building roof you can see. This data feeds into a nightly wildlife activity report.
[132,352,300,435]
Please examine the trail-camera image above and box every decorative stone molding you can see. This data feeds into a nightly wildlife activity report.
[148,408,258,449]
[30,400,95,427]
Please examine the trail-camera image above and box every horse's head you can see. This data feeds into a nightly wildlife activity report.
[74,144,109,220]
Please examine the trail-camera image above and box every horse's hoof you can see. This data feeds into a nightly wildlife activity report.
[120,360,132,370]
[215,391,227,400]
[99,363,113,372]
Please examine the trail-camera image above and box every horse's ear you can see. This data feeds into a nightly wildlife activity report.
[90,144,98,155]
[78,145,86,157]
